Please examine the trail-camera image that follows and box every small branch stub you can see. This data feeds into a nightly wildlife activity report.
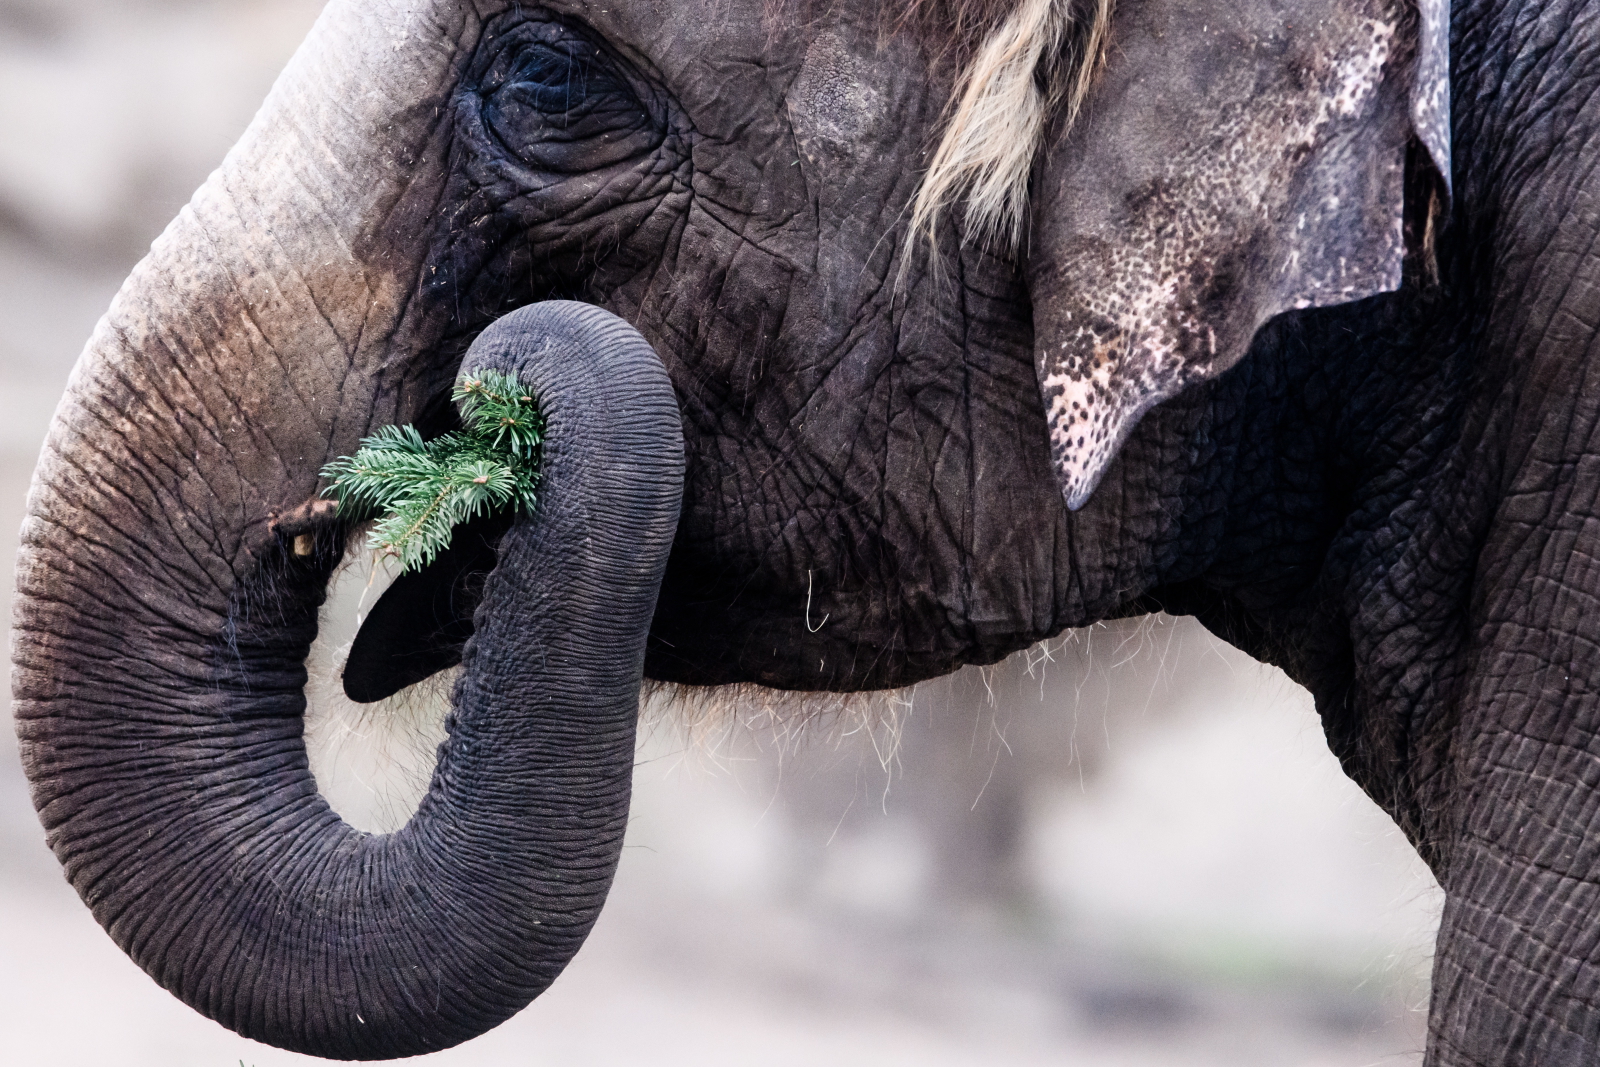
[268,498,336,558]
[320,370,544,573]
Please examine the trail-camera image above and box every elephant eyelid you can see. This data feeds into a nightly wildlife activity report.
[507,44,615,100]
[477,16,642,99]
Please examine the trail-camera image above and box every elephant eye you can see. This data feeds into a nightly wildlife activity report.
[478,26,656,173]
[502,43,619,120]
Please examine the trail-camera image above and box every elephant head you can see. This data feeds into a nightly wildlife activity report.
[42,0,1600,1061]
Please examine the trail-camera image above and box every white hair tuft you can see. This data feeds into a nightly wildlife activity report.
[909,0,1114,255]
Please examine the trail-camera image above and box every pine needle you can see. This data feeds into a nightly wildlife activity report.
[321,370,544,573]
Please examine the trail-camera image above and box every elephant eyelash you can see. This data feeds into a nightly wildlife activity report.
[908,0,1114,256]
[503,42,631,115]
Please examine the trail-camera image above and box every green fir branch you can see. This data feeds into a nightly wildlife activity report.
[321,369,544,572]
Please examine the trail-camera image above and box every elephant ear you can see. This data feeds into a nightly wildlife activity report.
[1027,0,1450,509]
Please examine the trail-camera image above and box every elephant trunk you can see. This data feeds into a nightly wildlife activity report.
[12,302,684,1059]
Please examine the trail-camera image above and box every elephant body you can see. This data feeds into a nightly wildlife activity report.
[12,0,1600,1061]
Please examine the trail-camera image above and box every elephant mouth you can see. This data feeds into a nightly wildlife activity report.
[339,509,513,704]
[300,499,539,834]
[298,529,466,833]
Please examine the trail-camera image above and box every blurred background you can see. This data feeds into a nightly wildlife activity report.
[0,2,1442,1064]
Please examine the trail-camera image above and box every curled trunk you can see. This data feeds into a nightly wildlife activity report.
[12,302,684,1058]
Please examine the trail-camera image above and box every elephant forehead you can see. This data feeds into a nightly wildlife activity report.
[541,0,804,117]
[788,33,890,154]
[540,0,983,133]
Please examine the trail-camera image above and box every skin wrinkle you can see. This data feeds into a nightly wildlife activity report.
[59,379,202,556]
[1419,107,1600,1030]
[169,241,316,486]
[268,128,380,310]
[1456,860,1596,980]
[953,250,986,648]
[694,223,1017,659]
[1508,208,1600,398]
[40,447,220,612]
[103,334,262,536]
[108,291,244,480]
[1445,924,1561,1046]
[205,217,330,412]
[281,211,380,369]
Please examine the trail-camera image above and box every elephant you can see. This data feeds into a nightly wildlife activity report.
[10,0,1595,1059]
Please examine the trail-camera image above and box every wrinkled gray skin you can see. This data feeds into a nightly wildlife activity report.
[11,0,1600,1062]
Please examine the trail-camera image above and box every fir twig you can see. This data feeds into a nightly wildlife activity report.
[320,370,544,572]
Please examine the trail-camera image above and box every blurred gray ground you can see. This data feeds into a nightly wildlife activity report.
[0,2,1441,1064]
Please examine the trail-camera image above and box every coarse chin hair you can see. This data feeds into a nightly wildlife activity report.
[640,677,914,767]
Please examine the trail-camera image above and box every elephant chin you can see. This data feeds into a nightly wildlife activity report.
[12,302,685,1059]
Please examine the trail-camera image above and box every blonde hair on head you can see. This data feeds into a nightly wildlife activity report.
[908,0,1114,255]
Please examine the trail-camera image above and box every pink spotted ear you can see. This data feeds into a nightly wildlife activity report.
[1028,0,1450,509]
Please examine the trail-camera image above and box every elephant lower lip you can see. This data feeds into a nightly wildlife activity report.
[302,546,451,833]
[342,509,513,703]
